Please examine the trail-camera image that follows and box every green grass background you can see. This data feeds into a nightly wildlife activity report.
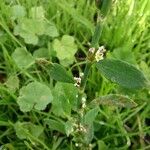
[0,0,150,149]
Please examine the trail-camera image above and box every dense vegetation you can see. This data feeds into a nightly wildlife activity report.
[0,0,150,149]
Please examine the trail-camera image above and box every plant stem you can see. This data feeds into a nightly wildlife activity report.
[80,61,93,92]
[77,61,93,109]
[77,19,104,107]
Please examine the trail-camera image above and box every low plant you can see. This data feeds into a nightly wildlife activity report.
[0,0,149,149]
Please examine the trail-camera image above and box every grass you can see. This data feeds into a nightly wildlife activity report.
[0,0,150,149]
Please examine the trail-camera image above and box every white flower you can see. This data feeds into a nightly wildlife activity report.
[98,46,106,53]
[81,97,86,103]
[81,97,86,108]
[95,51,104,62]
[95,46,106,62]
[76,94,79,98]
[79,72,84,77]
[74,77,81,87]
[74,83,79,87]
[89,47,95,53]
[74,77,81,83]
[82,103,86,109]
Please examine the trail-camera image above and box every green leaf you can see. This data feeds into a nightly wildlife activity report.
[14,122,43,140]
[110,46,136,64]
[11,5,26,20]
[44,22,59,37]
[96,59,148,89]
[21,19,45,35]
[14,18,58,45]
[17,81,53,112]
[33,48,49,59]
[89,94,137,108]
[91,23,102,48]
[20,32,39,45]
[97,0,112,17]
[44,119,65,134]
[52,82,78,118]
[98,140,108,150]
[53,35,77,66]
[65,120,74,137]
[5,75,19,92]
[29,6,45,20]
[140,61,150,80]
[50,63,74,83]
[14,18,45,45]
[84,107,99,125]
[82,124,94,144]
[82,107,99,144]
[12,47,35,69]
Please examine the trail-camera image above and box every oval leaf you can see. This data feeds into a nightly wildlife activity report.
[91,23,102,48]
[96,59,148,89]
[50,63,74,83]
[84,107,99,125]
[89,94,137,108]
[65,120,74,136]
[52,82,78,118]
[44,119,65,134]
[100,0,112,17]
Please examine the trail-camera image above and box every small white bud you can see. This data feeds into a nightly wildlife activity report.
[89,47,95,53]
[74,77,81,84]
[79,72,84,77]
[82,103,86,108]
[95,51,104,62]
[74,83,79,87]
[95,46,106,62]
[98,46,106,53]
[81,97,86,103]
[74,77,81,87]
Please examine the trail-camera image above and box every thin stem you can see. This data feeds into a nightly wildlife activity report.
[80,61,93,92]
[77,19,104,108]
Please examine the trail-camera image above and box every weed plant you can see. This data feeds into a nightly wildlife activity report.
[0,0,150,149]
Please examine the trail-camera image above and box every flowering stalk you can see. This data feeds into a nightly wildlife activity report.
[73,2,112,147]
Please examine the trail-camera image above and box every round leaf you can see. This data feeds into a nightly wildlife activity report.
[53,35,77,66]
[29,6,45,20]
[17,81,53,112]
[11,5,26,20]
[12,47,35,69]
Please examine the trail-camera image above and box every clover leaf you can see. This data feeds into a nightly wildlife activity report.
[29,6,45,20]
[17,81,53,112]
[53,35,77,66]
[12,47,35,69]
[11,5,26,20]
[5,75,19,92]
[14,18,58,45]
